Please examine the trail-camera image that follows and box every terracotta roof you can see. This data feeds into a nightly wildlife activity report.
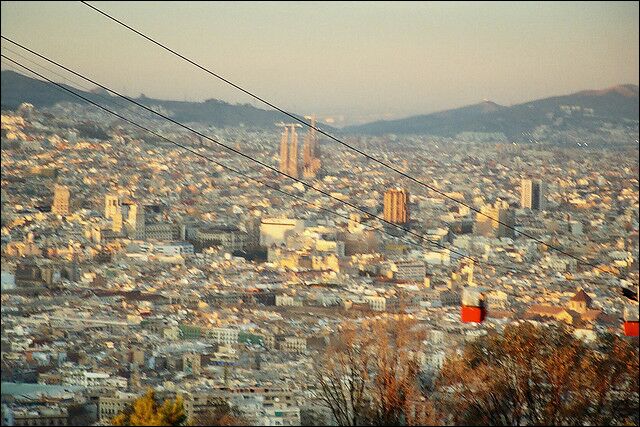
[570,289,592,304]
[565,309,583,322]
[581,309,602,322]
[486,309,513,319]
[527,304,564,316]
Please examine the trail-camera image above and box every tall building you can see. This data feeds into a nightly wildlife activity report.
[289,125,298,178]
[475,200,515,238]
[104,193,120,220]
[302,115,321,178]
[278,124,300,177]
[122,202,145,240]
[105,193,123,232]
[521,179,545,210]
[383,188,410,224]
[104,193,145,238]
[51,185,71,216]
[279,126,290,176]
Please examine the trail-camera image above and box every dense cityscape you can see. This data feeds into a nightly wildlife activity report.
[2,97,638,425]
[1,1,639,426]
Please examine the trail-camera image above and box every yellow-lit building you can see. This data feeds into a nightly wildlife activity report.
[51,185,71,216]
[383,188,410,224]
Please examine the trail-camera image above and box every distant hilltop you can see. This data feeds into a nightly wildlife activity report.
[0,70,304,130]
[1,70,638,142]
[344,84,638,140]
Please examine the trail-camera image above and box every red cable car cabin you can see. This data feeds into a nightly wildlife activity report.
[623,303,639,337]
[461,287,486,323]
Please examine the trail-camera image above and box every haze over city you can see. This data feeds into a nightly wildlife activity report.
[1,2,638,427]
[1,1,638,125]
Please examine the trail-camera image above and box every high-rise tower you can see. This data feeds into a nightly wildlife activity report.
[279,126,290,175]
[302,115,321,178]
[105,193,120,220]
[475,200,515,238]
[51,185,71,216]
[122,202,145,240]
[289,125,299,178]
[383,188,410,224]
[104,193,145,237]
[521,179,545,210]
[278,124,301,177]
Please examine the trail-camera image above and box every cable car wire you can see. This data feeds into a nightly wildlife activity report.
[78,1,615,276]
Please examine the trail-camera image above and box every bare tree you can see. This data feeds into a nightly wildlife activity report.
[436,323,639,426]
[190,400,248,426]
[315,317,434,426]
[315,324,372,426]
[368,318,432,426]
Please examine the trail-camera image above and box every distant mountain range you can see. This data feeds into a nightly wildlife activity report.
[344,85,639,139]
[2,70,638,141]
[0,70,296,129]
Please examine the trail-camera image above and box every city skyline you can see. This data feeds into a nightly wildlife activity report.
[1,1,638,125]
[1,2,638,426]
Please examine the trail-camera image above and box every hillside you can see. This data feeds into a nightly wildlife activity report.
[345,84,639,140]
[0,70,298,129]
[2,70,637,141]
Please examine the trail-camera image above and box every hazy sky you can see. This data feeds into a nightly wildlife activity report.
[1,1,638,125]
